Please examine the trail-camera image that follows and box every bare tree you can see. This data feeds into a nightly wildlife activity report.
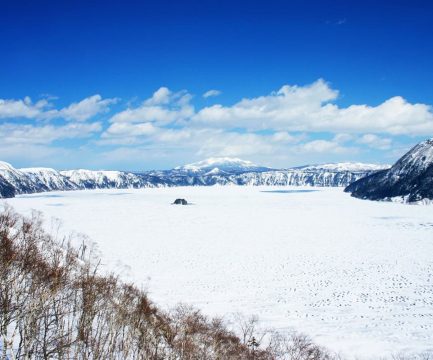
[0,205,343,360]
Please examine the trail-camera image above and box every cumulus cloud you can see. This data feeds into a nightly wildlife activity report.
[357,134,392,150]
[0,97,50,119]
[55,95,118,121]
[144,87,172,105]
[0,122,102,145]
[194,79,339,131]
[3,80,432,167]
[0,94,117,122]
[193,80,433,135]
[297,139,356,154]
[332,133,354,143]
[203,89,221,98]
[109,87,193,125]
[98,80,433,165]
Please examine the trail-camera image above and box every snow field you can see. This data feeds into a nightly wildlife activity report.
[6,186,433,358]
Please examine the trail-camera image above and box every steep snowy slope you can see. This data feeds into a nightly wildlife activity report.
[345,138,433,203]
[225,169,377,187]
[21,168,78,191]
[60,169,160,189]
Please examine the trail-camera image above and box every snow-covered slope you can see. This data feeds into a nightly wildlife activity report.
[21,167,78,191]
[0,161,50,195]
[60,169,158,189]
[345,138,433,203]
[224,169,377,187]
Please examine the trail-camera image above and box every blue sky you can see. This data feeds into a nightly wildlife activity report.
[1,0,432,170]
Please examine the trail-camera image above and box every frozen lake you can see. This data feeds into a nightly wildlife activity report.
[5,186,433,358]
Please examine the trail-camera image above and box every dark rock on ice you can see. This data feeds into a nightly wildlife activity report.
[173,198,188,205]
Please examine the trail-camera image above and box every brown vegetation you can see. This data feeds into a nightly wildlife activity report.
[0,205,337,359]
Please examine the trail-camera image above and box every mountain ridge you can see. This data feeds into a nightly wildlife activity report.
[0,158,389,198]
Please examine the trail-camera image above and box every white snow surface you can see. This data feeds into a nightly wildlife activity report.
[5,186,433,358]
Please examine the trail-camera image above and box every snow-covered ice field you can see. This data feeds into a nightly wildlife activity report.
[5,186,433,358]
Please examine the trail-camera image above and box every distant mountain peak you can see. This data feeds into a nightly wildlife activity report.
[175,157,271,174]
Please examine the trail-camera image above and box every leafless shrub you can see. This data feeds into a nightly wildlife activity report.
[0,205,343,359]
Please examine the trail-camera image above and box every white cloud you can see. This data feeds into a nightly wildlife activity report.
[193,80,433,135]
[203,89,221,98]
[56,95,118,121]
[101,80,428,165]
[297,139,355,154]
[109,88,194,125]
[104,122,157,137]
[194,79,339,130]
[4,81,428,168]
[271,131,304,143]
[0,97,49,119]
[332,133,354,143]
[357,134,392,150]
[0,122,102,145]
[144,87,172,105]
[0,95,117,121]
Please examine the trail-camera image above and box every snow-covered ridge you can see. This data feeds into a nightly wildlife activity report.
[0,161,17,172]
[0,158,388,198]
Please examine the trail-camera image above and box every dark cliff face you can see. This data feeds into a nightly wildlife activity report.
[0,176,15,198]
[345,139,433,203]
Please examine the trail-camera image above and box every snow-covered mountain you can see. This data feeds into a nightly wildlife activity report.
[0,158,388,198]
[174,157,272,174]
[345,138,433,203]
